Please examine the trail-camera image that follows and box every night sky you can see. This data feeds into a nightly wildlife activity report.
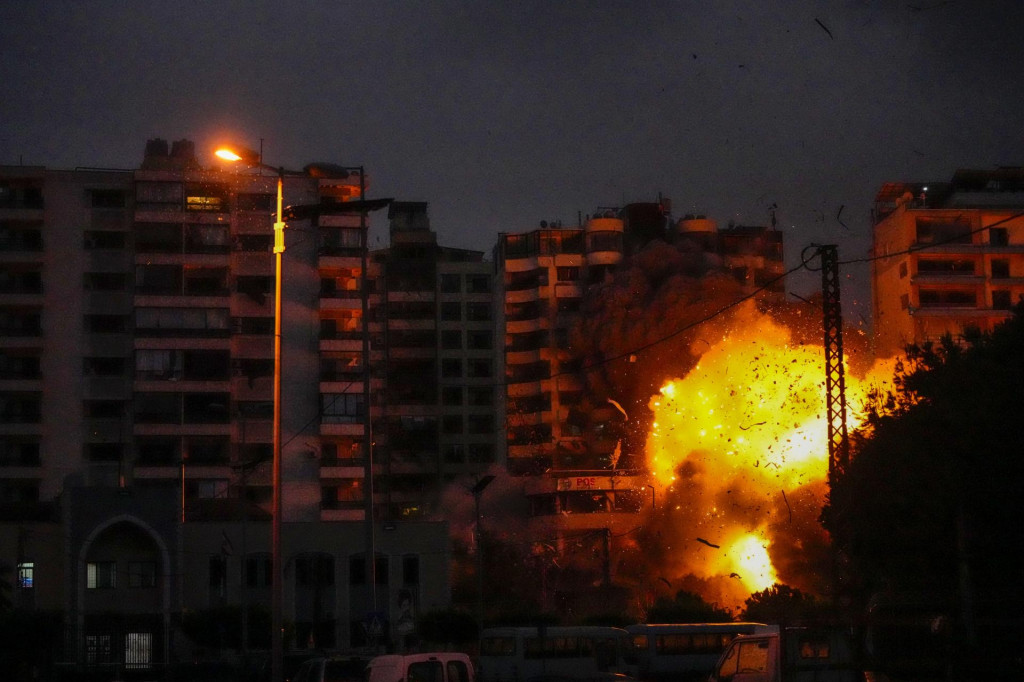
[3,1,1023,324]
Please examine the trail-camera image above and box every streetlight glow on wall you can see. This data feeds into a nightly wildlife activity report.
[215,145,287,682]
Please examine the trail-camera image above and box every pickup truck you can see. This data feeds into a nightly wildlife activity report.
[706,626,862,682]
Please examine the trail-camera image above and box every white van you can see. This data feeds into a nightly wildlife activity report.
[367,653,475,682]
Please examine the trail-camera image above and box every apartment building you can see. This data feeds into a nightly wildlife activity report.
[367,202,500,521]
[871,167,1024,356]
[0,141,452,673]
[493,203,783,610]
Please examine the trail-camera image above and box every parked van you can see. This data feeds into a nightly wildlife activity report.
[367,652,475,682]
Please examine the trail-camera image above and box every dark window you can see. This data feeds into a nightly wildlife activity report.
[440,302,461,321]
[466,303,491,321]
[992,290,1012,310]
[246,554,271,588]
[87,562,116,589]
[442,415,463,435]
[468,359,492,378]
[467,330,492,349]
[440,274,461,293]
[992,259,1010,278]
[441,359,462,378]
[128,562,157,588]
[441,330,462,349]
[402,555,419,586]
[442,387,462,406]
[468,414,494,434]
[468,387,493,406]
[84,231,126,249]
[85,314,128,333]
[467,274,491,293]
[990,227,1009,246]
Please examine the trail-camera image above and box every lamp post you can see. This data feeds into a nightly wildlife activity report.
[216,145,288,682]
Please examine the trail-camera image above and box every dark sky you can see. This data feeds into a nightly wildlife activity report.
[3,1,1023,323]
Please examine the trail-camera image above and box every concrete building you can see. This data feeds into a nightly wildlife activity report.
[493,202,783,611]
[0,141,453,676]
[367,202,500,521]
[871,167,1024,356]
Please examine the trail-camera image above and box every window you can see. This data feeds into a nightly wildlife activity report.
[85,314,128,333]
[440,302,461,321]
[467,274,491,293]
[86,635,113,665]
[440,274,461,293]
[443,444,465,463]
[468,443,495,464]
[207,557,226,593]
[442,415,463,435]
[992,290,1012,310]
[899,262,908,278]
[468,414,494,434]
[17,561,34,589]
[237,193,275,211]
[990,227,1009,246]
[468,387,493,406]
[402,555,419,586]
[441,329,462,350]
[442,387,463,406]
[84,231,126,249]
[90,189,127,208]
[992,259,1010,278]
[466,303,491,321]
[322,393,365,423]
[87,561,116,589]
[128,562,157,588]
[84,272,128,291]
[557,266,580,282]
[246,554,272,588]
[468,330,493,350]
[468,359,492,378]
[441,359,462,378]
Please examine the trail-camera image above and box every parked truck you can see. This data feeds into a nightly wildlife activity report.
[706,626,862,682]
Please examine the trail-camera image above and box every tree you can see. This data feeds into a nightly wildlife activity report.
[741,584,830,626]
[823,307,1024,638]
[646,589,733,623]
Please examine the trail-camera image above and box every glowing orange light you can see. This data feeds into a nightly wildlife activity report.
[644,302,897,609]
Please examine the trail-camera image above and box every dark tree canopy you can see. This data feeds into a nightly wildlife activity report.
[823,307,1024,621]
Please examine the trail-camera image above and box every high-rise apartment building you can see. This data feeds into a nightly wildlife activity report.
[366,201,500,519]
[493,202,783,610]
[871,167,1024,356]
[0,141,454,671]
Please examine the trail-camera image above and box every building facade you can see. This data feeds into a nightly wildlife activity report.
[0,141,453,676]
[871,167,1024,356]
[367,202,501,521]
[493,202,783,610]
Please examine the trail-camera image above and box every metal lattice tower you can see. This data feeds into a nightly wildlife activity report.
[820,245,849,480]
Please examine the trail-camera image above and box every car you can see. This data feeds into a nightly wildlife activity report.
[291,654,373,682]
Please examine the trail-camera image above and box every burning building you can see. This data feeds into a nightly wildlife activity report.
[492,203,814,615]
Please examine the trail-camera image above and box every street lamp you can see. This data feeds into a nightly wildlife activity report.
[217,147,387,677]
[216,145,288,682]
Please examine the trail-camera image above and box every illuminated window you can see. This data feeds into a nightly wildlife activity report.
[17,561,34,589]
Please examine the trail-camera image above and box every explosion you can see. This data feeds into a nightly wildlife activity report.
[644,301,896,610]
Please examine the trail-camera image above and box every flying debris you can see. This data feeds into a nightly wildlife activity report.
[696,537,721,549]
[607,398,629,421]
[815,18,834,39]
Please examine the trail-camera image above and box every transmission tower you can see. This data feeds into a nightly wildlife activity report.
[820,245,849,481]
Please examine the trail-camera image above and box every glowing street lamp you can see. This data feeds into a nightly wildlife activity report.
[216,145,289,682]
